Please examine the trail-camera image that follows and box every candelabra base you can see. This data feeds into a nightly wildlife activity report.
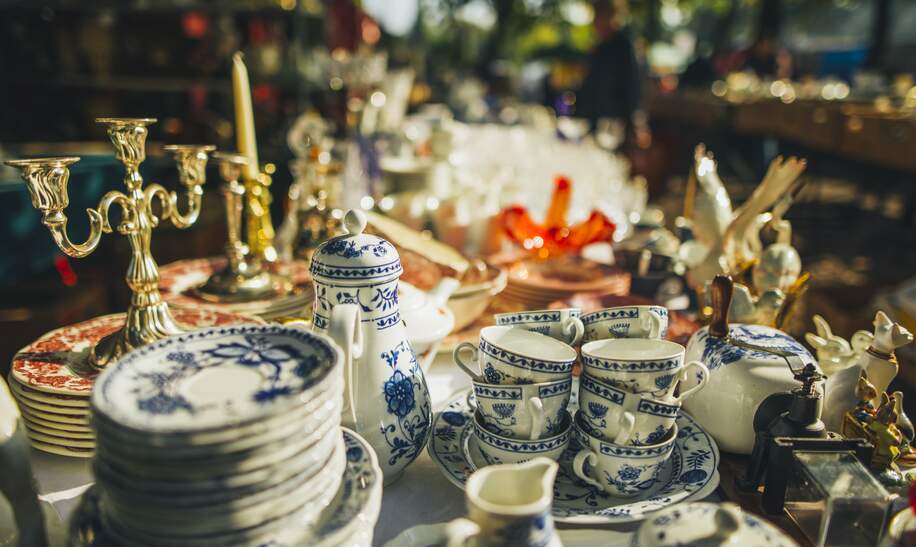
[194,269,291,304]
[89,302,187,368]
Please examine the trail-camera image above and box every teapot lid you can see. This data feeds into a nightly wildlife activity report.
[636,502,796,547]
[310,209,402,285]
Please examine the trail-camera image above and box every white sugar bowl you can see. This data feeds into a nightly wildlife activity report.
[634,502,797,546]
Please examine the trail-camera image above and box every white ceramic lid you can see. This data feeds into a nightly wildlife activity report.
[636,502,796,546]
[310,209,403,285]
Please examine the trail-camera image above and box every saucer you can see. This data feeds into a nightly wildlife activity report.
[68,428,382,547]
[91,325,339,434]
[428,386,720,524]
[384,524,625,547]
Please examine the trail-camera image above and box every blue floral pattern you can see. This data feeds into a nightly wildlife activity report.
[379,341,432,468]
[697,325,814,371]
[427,385,720,523]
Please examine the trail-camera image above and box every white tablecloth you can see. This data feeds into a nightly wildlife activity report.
[29,353,714,546]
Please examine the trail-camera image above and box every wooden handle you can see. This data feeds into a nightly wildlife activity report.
[709,275,733,338]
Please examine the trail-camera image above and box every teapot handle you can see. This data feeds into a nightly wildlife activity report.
[444,518,481,547]
[328,304,364,428]
[709,274,733,338]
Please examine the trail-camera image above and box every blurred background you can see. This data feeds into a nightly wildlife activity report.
[0,0,914,383]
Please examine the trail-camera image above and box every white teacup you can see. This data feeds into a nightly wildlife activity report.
[471,410,572,466]
[578,373,687,445]
[581,305,668,342]
[494,308,584,346]
[454,326,577,385]
[571,412,677,498]
[470,378,572,440]
[581,338,708,397]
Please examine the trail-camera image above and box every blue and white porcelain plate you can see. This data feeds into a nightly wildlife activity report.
[428,386,720,524]
[68,428,382,547]
[92,325,341,433]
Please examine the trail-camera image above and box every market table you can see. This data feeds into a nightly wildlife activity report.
[27,353,715,546]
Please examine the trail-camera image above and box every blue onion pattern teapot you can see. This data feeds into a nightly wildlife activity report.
[311,209,432,483]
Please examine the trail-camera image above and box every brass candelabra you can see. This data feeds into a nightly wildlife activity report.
[196,153,290,302]
[5,117,215,369]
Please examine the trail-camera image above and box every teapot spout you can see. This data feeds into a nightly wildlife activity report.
[427,277,461,307]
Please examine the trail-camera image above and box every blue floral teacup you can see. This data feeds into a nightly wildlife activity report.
[469,377,572,440]
[571,411,677,498]
[471,410,572,466]
[454,326,577,385]
[578,373,682,446]
[581,305,668,343]
[493,308,584,346]
[581,338,708,398]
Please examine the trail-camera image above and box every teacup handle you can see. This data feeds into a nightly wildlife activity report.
[562,317,585,346]
[328,304,364,428]
[670,361,709,404]
[613,411,636,445]
[642,312,664,339]
[572,448,604,489]
[526,396,545,440]
[453,343,481,380]
[444,518,481,547]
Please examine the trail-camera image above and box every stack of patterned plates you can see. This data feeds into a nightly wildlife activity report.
[496,255,630,309]
[159,257,314,320]
[8,308,259,458]
[87,324,351,546]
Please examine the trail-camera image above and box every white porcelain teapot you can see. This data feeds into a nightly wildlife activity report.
[311,209,432,483]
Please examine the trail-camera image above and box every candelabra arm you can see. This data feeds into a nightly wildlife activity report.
[142,183,176,229]
[168,184,203,228]
[44,209,104,259]
[97,190,135,234]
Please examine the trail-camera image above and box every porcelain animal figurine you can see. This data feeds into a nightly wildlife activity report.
[805,314,873,376]
[823,311,914,432]
[868,393,905,472]
[311,209,433,483]
[894,391,915,450]
[681,146,806,293]
[0,381,49,547]
[444,458,562,547]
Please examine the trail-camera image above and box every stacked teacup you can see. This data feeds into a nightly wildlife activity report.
[571,305,710,497]
[88,325,349,546]
[454,309,584,466]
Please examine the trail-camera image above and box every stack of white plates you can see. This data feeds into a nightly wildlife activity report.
[6,374,94,458]
[89,324,349,546]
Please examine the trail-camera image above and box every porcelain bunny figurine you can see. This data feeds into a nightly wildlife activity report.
[823,311,914,431]
[805,314,873,376]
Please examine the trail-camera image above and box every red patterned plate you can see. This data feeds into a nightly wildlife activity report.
[159,257,313,315]
[11,308,262,397]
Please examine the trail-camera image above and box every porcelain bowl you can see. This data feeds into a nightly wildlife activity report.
[447,264,508,331]
[471,410,571,466]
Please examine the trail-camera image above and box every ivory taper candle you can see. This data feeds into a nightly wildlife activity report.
[232,52,259,181]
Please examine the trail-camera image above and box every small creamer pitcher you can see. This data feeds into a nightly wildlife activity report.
[445,458,562,547]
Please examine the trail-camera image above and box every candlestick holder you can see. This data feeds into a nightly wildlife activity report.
[5,118,215,369]
[195,153,290,302]
[245,170,278,264]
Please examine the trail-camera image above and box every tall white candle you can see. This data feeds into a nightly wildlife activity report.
[232,52,259,181]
